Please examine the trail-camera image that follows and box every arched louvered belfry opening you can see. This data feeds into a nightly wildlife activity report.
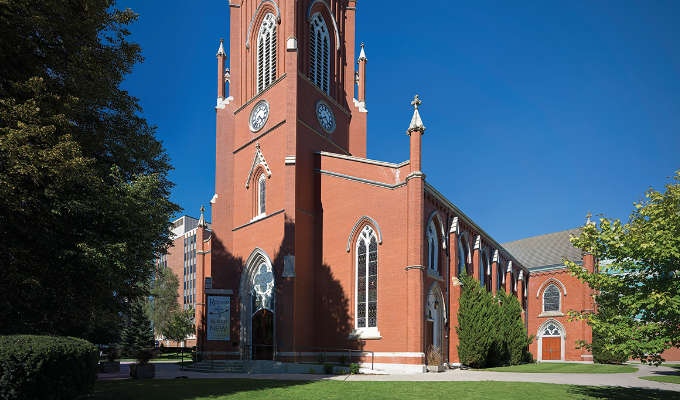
[256,13,277,93]
[309,12,330,94]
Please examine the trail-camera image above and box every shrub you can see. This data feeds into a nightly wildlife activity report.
[0,335,98,400]
[323,364,334,374]
[349,363,360,374]
[456,273,496,368]
[456,273,533,368]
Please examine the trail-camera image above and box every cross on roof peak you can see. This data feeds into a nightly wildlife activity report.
[411,94,422,110]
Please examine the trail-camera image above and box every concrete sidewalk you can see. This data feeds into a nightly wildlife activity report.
[98,362,680,393]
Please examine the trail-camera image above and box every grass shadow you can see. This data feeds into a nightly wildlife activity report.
[568,386,680,400]
[89,378,316,400]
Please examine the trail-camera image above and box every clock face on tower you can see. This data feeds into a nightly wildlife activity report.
[315,100,336,134]
[249,100,270,132]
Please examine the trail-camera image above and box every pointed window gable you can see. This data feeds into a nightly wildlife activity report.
[309,13,330,94]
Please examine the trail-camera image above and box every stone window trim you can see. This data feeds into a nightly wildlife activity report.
[354,225,378,333]
[256,12,278,93]
[426,211,446,278]
[542,284,562,313]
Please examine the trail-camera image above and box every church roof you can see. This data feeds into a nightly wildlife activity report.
[502,228,583,271]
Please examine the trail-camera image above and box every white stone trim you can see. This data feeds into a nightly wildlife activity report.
[353,98,367,113]
[346,216,383,252]
[284,156,296,165]
[450,216,459,234]
[245,143,272,189]
[245,0,281,50]
[350,327,382,340]
[306,0,340,50]
[536,277,568,298]
[318,151,409,168]
[536,319,566,362]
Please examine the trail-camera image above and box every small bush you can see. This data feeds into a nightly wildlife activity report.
[349,363,360,374]
[323,364,333,374]
[0,335,98,400]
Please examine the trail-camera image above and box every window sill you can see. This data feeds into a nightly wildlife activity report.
[538,311,564,318]
[349,328,382,340]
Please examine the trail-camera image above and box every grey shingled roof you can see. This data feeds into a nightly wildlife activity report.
[502,228,583,270]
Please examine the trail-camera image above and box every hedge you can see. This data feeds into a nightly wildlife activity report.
[0,335,98,400]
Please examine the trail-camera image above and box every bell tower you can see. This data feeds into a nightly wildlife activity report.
[208,0,368,357]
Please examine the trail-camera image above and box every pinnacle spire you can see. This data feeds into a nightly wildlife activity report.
[198,205,207,228]
[216,38,226,57]
[358,42,367,61]
[408,94,425,133]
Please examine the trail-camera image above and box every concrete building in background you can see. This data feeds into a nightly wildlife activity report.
[155,212,211,348]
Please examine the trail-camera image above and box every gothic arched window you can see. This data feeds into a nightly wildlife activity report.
[427,220,439,274]
[543,284,560,312]
[458,236,469,277]
[356,225,378,328]
[257,173,266,216]
[309,13,330,93]
[257,13,277,93]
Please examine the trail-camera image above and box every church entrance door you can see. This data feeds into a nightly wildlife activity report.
[542,337,561,360]
[252,309,274,360]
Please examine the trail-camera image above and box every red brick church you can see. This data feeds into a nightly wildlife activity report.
[185,0,535,373]
[176,0,678,372]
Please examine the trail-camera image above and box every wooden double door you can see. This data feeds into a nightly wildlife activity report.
[542,337,561,360]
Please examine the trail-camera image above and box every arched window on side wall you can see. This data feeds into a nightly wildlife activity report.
[257,13,277,93]
[257,173,266,216]
[309,13,330,94]
[356,225,378,329]
[543,284,560,312]
[427,220,439,275]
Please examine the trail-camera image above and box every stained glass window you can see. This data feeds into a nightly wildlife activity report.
[258,174,266,215]
[542,322,561,337]
[543,284,560,312]
[356,226,377,328]
[427,220,438,274]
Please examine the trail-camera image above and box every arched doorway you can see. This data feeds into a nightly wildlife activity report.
[538,320,564,361]
[425,284,446,362]
[239,249,275,360]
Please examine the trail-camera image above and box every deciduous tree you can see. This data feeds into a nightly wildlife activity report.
[567,171,680,365]
[0,0,179,341]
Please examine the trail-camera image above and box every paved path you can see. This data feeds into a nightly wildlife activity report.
[98,362,680,393]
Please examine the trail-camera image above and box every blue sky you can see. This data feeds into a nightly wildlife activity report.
[120,1,679,243]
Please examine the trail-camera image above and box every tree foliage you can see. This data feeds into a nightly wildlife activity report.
[121,300,154,359]
[162,308,194,345]
[567,171,680,365]
[147,267,180,338]
[456,273,533,368]
[0,1,179,341]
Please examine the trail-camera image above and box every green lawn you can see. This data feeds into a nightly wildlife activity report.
[88,380,679,400]
[482,363,637,374]
[640,375,680,385]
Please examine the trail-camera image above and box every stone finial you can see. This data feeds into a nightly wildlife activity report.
[449,216,459,234]
[216,38,226,57]
[358,42,367,61]
[408,95,425,133]
[493,249,499,263]
[586,212,592,225]
[198,205,208,228]
[474,235,481,250]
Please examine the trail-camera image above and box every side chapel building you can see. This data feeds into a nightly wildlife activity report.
[187,0,534,373]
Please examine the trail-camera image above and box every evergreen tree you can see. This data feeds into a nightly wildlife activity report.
[456,273,496,368]
[0,1,179,340]
[499,291,534,365]
[121,300,154,358]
